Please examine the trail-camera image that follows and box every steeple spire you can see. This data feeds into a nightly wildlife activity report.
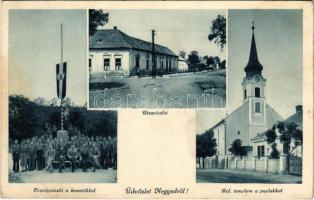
[244,21,263,77]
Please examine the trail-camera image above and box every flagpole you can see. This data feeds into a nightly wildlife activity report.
[60,24,64,131]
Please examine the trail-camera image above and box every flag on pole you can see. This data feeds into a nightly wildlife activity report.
[56,62,67,100]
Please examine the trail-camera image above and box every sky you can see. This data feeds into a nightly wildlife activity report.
[197,10,303,133]
[101,10,226,59]
[9,10,87,106]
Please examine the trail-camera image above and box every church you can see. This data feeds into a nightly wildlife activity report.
[209,23,283,165]
[89,26,178,77]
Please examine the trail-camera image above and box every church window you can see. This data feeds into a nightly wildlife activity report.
[257,145,265,159]
[244,89,247,99]
[115,58,121,70]
[237,130,240,135]
[89,58,92,69]
[104,58,110,71]
[255,102,261,113]
[255,87,260,97]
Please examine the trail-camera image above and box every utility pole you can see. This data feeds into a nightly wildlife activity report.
[152,30,156,79]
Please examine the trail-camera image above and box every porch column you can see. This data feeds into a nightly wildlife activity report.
[253,155,256,171]
[234,157,237,170]
[264,156,268,173]
[279,154,287,174]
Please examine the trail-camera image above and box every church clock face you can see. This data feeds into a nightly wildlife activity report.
[254,76,260,82]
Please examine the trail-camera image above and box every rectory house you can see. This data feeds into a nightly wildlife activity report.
[89,26,178,77]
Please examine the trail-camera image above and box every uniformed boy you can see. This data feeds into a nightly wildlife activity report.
[12,139,20,173]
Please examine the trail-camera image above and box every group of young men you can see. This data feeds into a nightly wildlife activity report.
[11,132,117,173]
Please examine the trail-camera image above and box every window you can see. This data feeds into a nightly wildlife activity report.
[89,58,92,69]
[161,60,164,69]
[146,54,150,70]
[136,55,140,69]
[169,59,172,71]
[255,102,261,113]
[115,58,121,70]
[96,39,102,46]
[104,58,110,71]
[257,145,265,159]
[244,89,247,99]
[255,87,260,97]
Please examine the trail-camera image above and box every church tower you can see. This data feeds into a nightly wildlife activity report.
[242,22,267,131]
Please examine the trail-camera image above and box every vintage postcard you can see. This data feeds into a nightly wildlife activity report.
[0,1,313,199]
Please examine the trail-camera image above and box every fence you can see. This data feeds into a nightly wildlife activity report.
[227,155,288,174]
[198,155,297,175]
[289,156,302,175]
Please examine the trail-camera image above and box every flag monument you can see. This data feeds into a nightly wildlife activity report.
[56,24,68,138]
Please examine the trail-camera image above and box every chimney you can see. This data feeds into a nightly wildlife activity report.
[113,26,117,30]
[296,105,302,113]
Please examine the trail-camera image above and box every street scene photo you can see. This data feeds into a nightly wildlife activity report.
[88,9,226,109]
[8,10,117,183]
[196,10,303,183]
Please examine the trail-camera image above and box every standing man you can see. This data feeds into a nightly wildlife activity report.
[107,136,113,168]
[112,137,117,170]
[29,139,37,171]
[20,140,28,172]
[12,139,20,173]
[102,137,108,169]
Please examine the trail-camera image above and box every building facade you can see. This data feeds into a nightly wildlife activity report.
[89,27,178,77]
[209,24,283,164]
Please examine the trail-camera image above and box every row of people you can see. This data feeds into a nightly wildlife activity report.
[11,134,117,173]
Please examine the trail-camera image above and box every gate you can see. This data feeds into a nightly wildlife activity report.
[289,157,302,175]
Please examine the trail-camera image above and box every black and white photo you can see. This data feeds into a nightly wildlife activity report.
[8,10,118,183]
[196,10,303,183]
[88,9,226,109]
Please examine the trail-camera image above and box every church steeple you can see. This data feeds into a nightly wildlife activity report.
[244,21,263,77]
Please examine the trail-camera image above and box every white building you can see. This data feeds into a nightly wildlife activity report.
[208,24,283,165]
[89,26,178,77]
[178,56,188,71]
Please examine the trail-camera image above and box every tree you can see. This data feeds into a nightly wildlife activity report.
[265,121,303,156]
[206,56,215,66]
[208,15,226,51]
[9,94,118,140]
[179,50,186,59]
[228,139,247,159]
[9,95,39,140]
[47,97,59,106]
[270,143,280,159]
[34,97,47,106]
[196,130,217,168]
[187,51,200,65]
[89,9,109,37]
[219,60,226,69]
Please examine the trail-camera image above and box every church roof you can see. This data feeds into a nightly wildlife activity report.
[244,22,263,77]
[89,28,178,57]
